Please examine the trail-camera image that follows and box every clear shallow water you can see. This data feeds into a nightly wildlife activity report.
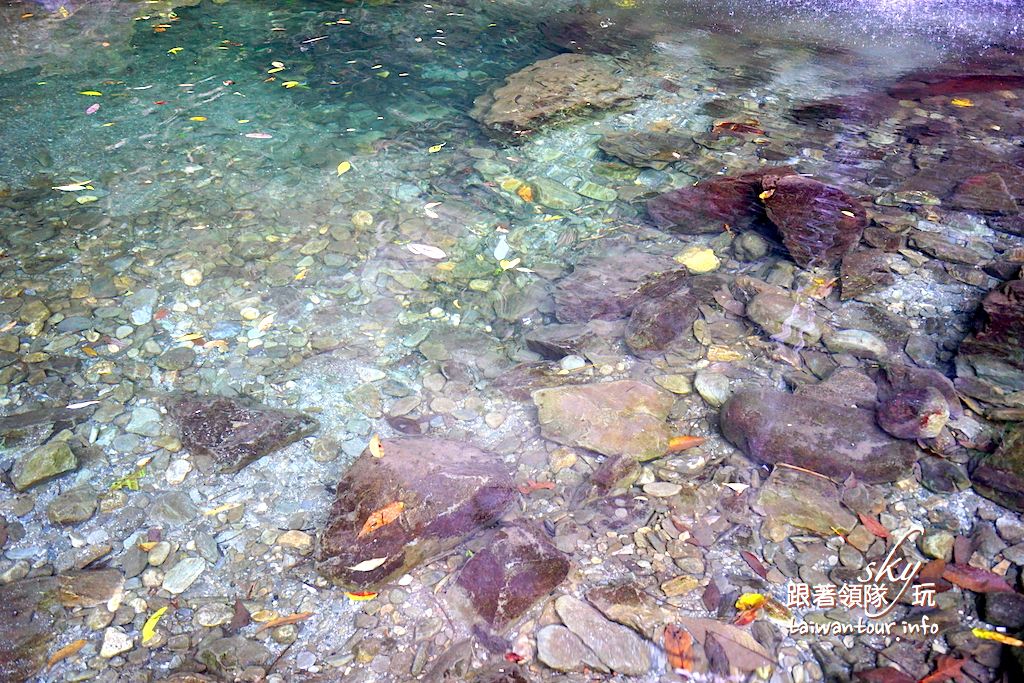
[1,1,1024,681]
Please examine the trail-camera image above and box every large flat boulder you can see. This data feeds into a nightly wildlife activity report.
[533,380,673,461]
[470,54,631,136]
[720,388,918,483]
[647,168,792,234]
[162,393,319,473]
[316,438,515,590]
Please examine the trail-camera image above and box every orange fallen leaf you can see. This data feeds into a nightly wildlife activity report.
[357,500,405,539]
[255,611,313,633]
[517,480,555,494]
[47,639,87,670]
[858,513,891,539]
[919,654,967,683]
[516,185,534,202]
[663,624,694,672]
[667,435,706,452]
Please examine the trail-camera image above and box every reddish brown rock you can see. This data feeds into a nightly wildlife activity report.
[949,172,1019,214]
[163,393,319,473]
[972,426,1024,513]
[761,175,867,269]
[0,577,60,683]
[840,249,894,300]
[877,387,950,440]
[316,438,515,590]
[888,74,1024,100]
[646,167,793,234]
[453,522,569,630]
[598,131,694,169]
[720,388,918,483]
[624,291,698,357]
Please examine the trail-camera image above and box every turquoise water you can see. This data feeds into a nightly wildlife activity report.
[2,0,1024,681]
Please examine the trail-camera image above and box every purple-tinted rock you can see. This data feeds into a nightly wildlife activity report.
[795,368,878,410]
[949,173,1019,214]
[966,279,1024,355]
[876,387,950,440]
[524,323,597,360]
[646,168,793,234]
[762,175,867,269]
[591,454,641,492]
[888,74,1024,99]
[552,251,686,323]
[316,438,515,589]
[533,380,673,461]
[971,425,1024,513]
[162,393,319,474]
[624,291,698,357]
[840,249,894,300]
[874,365,962,421]
[454,523,569,630]
[720,388,919,483]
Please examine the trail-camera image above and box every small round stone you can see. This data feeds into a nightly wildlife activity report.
[180,268,203,286]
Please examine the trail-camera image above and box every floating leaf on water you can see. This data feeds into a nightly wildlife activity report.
[972,628,1024,647]
[951,97,974,107]
[336,160,352,176]
[368,434,384,458]
[85,103,100,115]
[244,132,273,139]
[282,80,301,88]
[271,60,285,68]
[189,116,206,121]
[407,243,447,259]
[76,195,98,204]
[345,591,378,601]
[167,47,183,54]
[427,143,445,153]
[79,90,102,96]
[348,556,389,572]
[142,606,168,643]
[47,639,88,670]
[357,500,405,539]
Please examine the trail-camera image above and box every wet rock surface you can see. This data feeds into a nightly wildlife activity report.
[162,393,319,473]
[316,437,515,589]
[533,380,673,461]
[721,388,919,483]
[471,54,631,136]
[453,522,569,630]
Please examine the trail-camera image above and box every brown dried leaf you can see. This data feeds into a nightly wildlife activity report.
[740,550,768,579]
[942,563,1014,594]
[47,639,87,670]
[854,667,916,683]
[858,513,891,539]
[255,611,313,633]
[675,616,773,673]
[228,598,251,633]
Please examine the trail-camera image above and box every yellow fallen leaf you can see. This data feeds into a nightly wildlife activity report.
[973,628,1024,647]
[368,434,384,458]
[735,593,767,611]
[435,262,455,271]
[294,267,309,281]
[348,556,388,572]
[53,181,93,192]
[759,189,775,200]
[267,67,285,74]
[951,97,974,107]
[175,332,204,341]
[337,160,352,176]
[427,143,445,153]
[204,502,240,516]
[138,541,158,552]
[167,47,183,54]
[237,119,250,124]
[271,60,285,68]
[142,606,168,644]
[189,116,207,121]
[256,313,275,331]
[47,639,87,670]
[79,90,102,96]
[499,258,521,271]
[76,196,98,204]
[282,80,300,88]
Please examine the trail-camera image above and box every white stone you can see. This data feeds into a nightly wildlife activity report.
[165,459,192,485]
[100,627,134,658]
[162,557,206,594]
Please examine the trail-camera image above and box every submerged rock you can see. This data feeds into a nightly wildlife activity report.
[552,251,685,323]
[11,440,77,491]
[470,54,631,136]
[533,380,673,461]
[949,172,1019,214]
[316,437,514,589]
[840,249,894,300]
[761,174,867,269]
[554,595,650,676]
[598,131,694,169]
[162,393,319,473]
[972,426,1024,513]
[453,522,569,629]
[0,577,60,683]
[745,291,822,346]
[721,388,918,483]
[756,466,857,542]
[955,279,1024,413]
[624,291,698,357]
[647,168,792,234]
